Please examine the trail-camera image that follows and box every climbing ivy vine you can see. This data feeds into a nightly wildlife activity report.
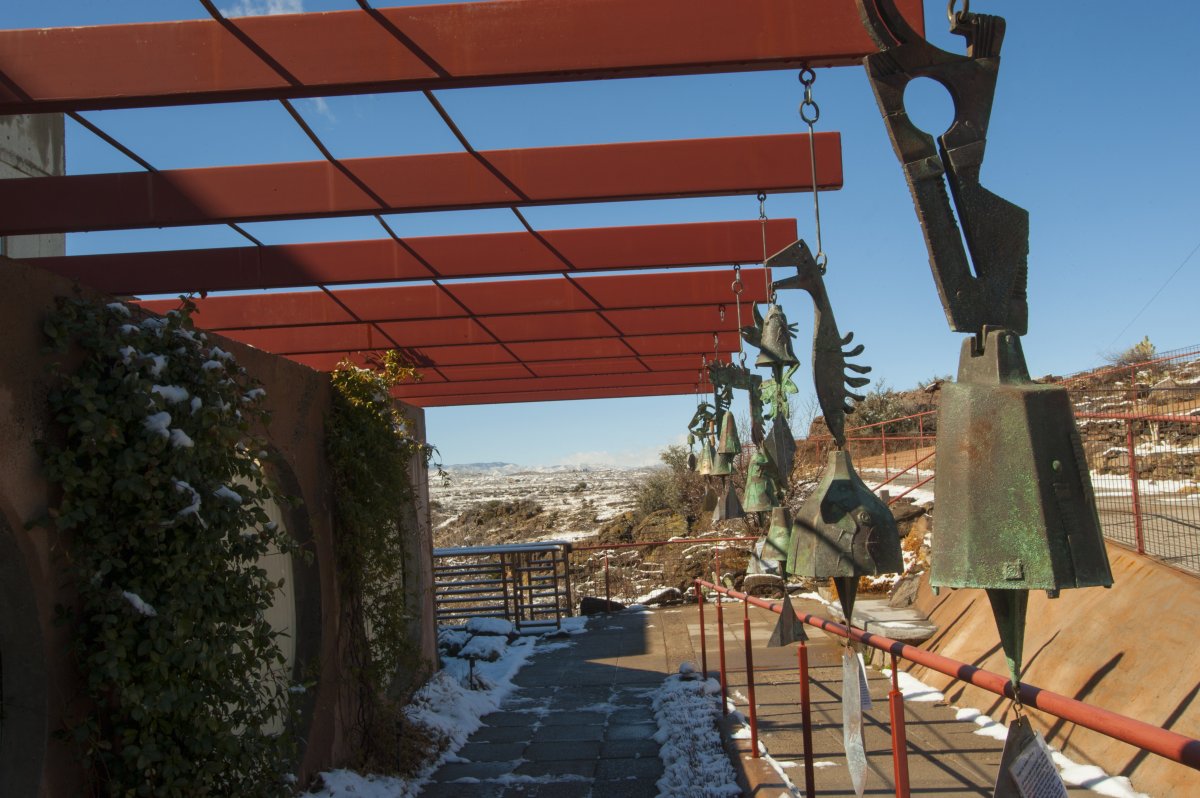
[38,297,299,797]
[326,352,440,769]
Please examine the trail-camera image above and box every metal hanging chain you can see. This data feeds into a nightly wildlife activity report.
[799,67,828,274]
[757,193,775,304]
[732,265,747,366]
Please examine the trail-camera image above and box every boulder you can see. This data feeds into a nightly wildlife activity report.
[889,573,923,608]
[580,596,626,615]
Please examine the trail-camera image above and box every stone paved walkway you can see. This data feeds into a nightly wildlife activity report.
[419,608,697,798]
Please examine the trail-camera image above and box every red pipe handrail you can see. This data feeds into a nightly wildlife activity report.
[694,579,1200,771]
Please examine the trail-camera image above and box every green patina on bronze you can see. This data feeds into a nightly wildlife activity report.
[742,450,780,513]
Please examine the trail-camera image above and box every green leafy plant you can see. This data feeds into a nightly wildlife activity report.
[38,297,299,796]
[326,352,438,770]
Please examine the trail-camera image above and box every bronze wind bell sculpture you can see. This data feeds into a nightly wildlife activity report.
[857,0,1113,789]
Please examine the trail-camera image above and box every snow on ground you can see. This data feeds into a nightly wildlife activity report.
[653,664,742,798]
[1090,471,1200,498]
[886,670,1150,797]
[301,617,577,798]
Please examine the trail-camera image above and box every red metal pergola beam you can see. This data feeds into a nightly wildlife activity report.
[410,383,704,408]
[136,268,770,331]
[287,351,727,378]
[33,219,798,295]
[0,0,925,114]
[0,134,840,236]
[391,369,702,399]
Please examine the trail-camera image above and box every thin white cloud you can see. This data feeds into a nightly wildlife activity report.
[221,0,304,17]
[305,97,336,122]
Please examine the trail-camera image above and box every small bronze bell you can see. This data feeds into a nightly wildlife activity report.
[767,591,808,647]
[697,440,715,476]
[709,452,734,477]
[751,304,800,368]
[717,411,741,455]
[787,449,902,625]
[764,416,797,486]
[764,506,792,563]
[712,479,744,523]
[700,484,719,514]
[742,450,779,513]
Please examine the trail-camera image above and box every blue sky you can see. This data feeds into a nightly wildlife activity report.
[6,1,1199,466]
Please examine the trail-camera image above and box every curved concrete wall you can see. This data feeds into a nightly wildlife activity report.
[908,543,1200,796]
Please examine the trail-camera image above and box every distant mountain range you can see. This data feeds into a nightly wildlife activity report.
[444,462,654,474]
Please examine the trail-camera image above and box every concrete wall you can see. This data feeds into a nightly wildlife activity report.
[0,114,65,259]
[0,255,438,795]
[908,544,1200,796]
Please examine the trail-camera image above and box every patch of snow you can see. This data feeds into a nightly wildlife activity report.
[169,428,194,448]
[106,302,131,317]
[210,346,234,362]
[464,617,514,636]
[121,590,157,617]
[881,669,945,702]
[173,480,202,520]
[118,345,137,364]
[151,384,189,403]
[244,387,266,402]
[457,636,508,662]
[143,411,172,439]
[213,485,243,504]
[190,396,203,414]
[201,360,224,371]
[147,354,168,376]
[653,668,741,798]
[119,324,140,336]
[1050,750,1149,798]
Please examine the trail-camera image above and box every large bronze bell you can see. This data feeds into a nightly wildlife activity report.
[742,450,779,513]
[933,328,1113,593]
[754,304,800,368]
[933,328,1113,681]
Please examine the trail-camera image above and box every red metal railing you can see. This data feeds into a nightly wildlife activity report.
[694,578,1200,797]
[805,410,937,501]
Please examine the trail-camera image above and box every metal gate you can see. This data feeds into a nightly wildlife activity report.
[432,542,572,632]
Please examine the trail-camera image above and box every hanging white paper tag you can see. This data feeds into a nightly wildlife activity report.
[856,651,873,712]
[1010,732,1067,798]
[842,649,867,798]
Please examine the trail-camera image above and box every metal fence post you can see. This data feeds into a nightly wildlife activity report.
[798,643,816,798]
[1127,420,1146,554]
[882,423,889,480]
[716,590,729,715]
[604,552,611,613]
[889,653,911,798]
[743,602,759,757]
[696,580,709,678]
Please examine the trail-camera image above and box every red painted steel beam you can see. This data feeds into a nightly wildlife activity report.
[34,219,798,295]
[137,268,770,331]
[0,134,840,235]
[0,0,925,113]
[287,351,725,377]
[410,383,703,408]
[391,369,701,400]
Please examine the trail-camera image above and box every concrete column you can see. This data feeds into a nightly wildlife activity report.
[0,114,66,259]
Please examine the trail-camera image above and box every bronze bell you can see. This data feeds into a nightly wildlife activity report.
[717,411,741,455]
[933,328,1113,682]
[712,478,744,523]
[764,416,797,486]
[710,451,734,477]
[934,328,1113,593]
[697,440,715,476]
[788,449,902,578]
[700,484,719,514]
[763,506,792,563]
[787,449,902,625]
[742,450,779,513]
[755,304,800,368]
